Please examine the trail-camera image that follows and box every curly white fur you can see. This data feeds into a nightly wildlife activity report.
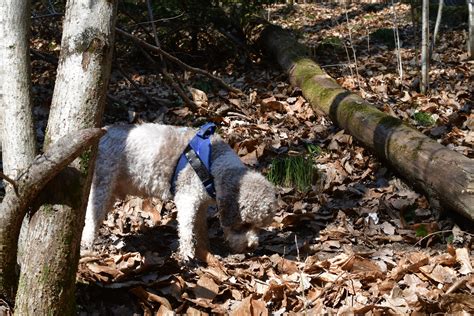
[81,123,276,260]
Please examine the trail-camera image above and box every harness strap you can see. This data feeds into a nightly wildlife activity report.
[171,122,216,198]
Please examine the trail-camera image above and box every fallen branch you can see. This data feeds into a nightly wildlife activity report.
[256,22,474,221]
[138,46,199,111]
[0,128,105,302]
[116,28,242,95]
[116,63,164,109]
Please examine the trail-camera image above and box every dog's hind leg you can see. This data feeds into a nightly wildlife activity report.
[81,165,118,251]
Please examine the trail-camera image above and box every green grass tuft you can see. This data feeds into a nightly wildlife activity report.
[306,144,322,156]
[267,155,317,192]
[413,111,435,126]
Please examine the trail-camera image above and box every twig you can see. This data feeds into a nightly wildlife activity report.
[334,19,354,79]
[106,93,127,107]
[0,171,18,193]
[30,48,58,64]
[414,229,453,246]
[115,28,242,95]
[145,0,168,69]
[321,63,351,68]
[391,0,404,81]
[430,0,444,60]
[294,234,309,312]
[31,12,62,19]
[138,47,199,111]
[146,0,160,48]
[115,63,162,109]
[344,4,362,91]
[131,13,184,26]
[226,111,251,120]
[366,27,370,54]
[445,275,470,294]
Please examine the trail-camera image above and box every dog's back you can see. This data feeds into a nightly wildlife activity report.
[99,124,196,199]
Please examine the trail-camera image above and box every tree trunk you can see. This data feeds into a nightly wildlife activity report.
[421,0,429,93]
[14,0,117,314]
[469,0,474,59]
[257,23,474,221]
[0,129,104,304]
[430,0,443,60]
[0,0,37,303]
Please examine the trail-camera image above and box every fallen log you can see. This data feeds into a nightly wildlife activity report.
[257,23,474,221]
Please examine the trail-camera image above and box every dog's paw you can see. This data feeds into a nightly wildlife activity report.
[178,248,195,261]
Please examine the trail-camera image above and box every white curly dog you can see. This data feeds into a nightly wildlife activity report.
[81,123,276,261]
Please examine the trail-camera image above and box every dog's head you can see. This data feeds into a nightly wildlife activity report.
[216,170,277,253]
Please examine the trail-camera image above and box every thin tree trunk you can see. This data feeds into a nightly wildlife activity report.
[257,23,474,221]
[0,129,104,304]
[430,0,443,60]
[14,0,117,313]
[421,0,429,93]
[469,0,474,59]
[391,0,403,81]
[0,0,36,303]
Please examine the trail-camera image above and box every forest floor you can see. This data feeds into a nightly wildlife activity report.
[26,2,473,315]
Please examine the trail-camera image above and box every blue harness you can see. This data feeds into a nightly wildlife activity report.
[171,122,216,198]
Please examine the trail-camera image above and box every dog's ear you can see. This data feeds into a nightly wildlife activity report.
[236,171,276,224]
[216,191,242,228]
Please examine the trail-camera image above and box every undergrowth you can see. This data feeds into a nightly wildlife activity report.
[267,155,318,192]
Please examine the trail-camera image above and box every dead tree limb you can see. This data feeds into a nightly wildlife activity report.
[0,172,17,193]
[0,128,105,303]
[257,23,474,221]
[115,63,162,109]
[116,28,242,95]
[138,46,199,111]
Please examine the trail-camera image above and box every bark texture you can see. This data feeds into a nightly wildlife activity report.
[258,23,474,221]
[0,0,36,178]
[0,0,36,304]
[14,0,117,314]
[0,129,104,302]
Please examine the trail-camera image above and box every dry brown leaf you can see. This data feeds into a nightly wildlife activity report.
[316,272,340,283]
[86,263,123,280]
[189,87,208,107]
[455,248,473,275]
[269,254,299,276]
[251,299,269,316]
[431,253,457,266]
[185,306,209,316]
[261,96,286,112]
[231,295,269,316]
[419,264,457,284]
[142,198,162,226]
[130,287,172,310]
[156,304,174,316]
[391,253,429,281]
[240,150,258,166]
[381,221,396,235]
[440,293,474,313]
[193,276,219,300]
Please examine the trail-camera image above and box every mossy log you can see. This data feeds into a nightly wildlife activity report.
[258,24,474,221]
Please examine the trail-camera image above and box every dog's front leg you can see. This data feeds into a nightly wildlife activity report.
[174,191,206,262]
